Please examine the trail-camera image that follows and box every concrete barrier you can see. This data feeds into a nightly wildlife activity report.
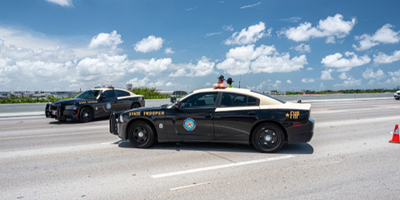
[0,93,395,117]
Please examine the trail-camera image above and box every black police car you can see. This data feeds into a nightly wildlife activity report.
[109,87,314,153]
[46,86,145,122]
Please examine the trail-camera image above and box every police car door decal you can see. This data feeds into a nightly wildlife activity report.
[183,118,197,131]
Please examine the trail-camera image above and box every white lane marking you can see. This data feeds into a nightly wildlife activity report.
[300,97,392,102]
[79,125,108,130]
[170,182,211,191]
[0,112,44,117]
[151,155,294,179]
[317,115,400,128]
[312,107,391,114]
[0,116,44,120]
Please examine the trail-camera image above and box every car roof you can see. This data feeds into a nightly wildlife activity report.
[89,87,138,95]
[191,88,284,106]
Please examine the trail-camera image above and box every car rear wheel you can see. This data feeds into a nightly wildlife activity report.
[128,120,155,148]
[252,123,284,153]
[80,107,93,122]
[131,103,141,109]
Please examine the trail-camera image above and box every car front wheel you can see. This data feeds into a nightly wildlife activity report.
[128,120,156,148]
[79,107,93,122]
[252,123,284,153]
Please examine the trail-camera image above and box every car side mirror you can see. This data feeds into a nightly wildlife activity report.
[170,97,176,103]
[101,94,106,99]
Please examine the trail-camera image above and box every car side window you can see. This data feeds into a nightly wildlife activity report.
[247,96,259,106]
[116,90,130,97]
[221,93,259,107]
[180,92,217,108]
[103,90,116,98]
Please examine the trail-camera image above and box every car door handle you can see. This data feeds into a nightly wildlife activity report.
[205,113,213,118]
[248,111,255,115]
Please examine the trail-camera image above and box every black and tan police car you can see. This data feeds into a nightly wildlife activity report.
[109,86,314,153]
[46,86,145,122]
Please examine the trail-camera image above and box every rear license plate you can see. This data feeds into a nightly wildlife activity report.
[52,111,57,115]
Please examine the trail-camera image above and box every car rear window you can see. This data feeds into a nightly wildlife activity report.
[251,90,286,103]
[221,93,260,107]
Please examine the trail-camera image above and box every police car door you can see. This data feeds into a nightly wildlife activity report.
[116,90,132,111]
[171,92,218,141]
[214,92,260,142]
[99,90,118,116]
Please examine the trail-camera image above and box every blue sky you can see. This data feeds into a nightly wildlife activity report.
[1,0,400,92]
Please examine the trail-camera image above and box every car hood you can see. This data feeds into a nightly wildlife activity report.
[51,98,90,105]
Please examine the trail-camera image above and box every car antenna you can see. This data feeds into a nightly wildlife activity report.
[239,73,241,88]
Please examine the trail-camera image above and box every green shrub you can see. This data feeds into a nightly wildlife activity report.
[0,94,74,104]
[131,87,166,99]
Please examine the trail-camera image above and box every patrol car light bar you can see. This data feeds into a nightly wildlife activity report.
[213,83,226,89]
[95,85,114,89]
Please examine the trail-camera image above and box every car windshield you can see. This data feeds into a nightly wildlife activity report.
[76,90,101,99]
[167,92,192,107]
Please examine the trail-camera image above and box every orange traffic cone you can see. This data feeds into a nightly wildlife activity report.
[389,124,400,143]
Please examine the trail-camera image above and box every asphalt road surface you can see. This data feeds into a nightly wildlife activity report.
[1,99,400,199]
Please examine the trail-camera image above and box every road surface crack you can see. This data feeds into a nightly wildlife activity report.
[205,151,236,163]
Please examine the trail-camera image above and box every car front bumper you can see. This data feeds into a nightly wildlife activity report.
[109,112,128,140]
[45,103,79,120]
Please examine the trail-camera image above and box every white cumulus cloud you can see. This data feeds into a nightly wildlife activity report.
[217,44,307,75]
[130,58,172,76]
[134,35,164,53]
[224,22,270,45]
[186,56,216,77]
[321,51,371,71]
[88,30,123,51]
[334,76,361,88]
[353,24,400,51]
[339,72,348,80]
[292,43,311,53]
[126,77,172,88]
[251,53,307,73]
[373,50,400,64]
[280,14,356,43]
[301,78,315,83]
[216,58,251,76]
[362,68,384,80]
[321,69,334,80]
[165,47,174,54]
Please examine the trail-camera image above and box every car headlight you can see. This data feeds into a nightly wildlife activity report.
[65,105,78,110]
[119,115,124,123]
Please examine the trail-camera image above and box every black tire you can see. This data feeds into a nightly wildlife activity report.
[79,107,93,122]
[395,97,399,100]
[131,103,141,109]
[128,120,156,148]
[252,123,284,153]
